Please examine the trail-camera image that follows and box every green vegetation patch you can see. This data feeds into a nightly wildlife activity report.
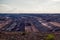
[45,34,55,40]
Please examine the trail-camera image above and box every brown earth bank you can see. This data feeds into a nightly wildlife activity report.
[0,32,60,40]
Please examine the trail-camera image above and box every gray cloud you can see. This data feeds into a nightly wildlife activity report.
[0,0,60,13]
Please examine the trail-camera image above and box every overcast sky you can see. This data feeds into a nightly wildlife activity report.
[0,0,60,13]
